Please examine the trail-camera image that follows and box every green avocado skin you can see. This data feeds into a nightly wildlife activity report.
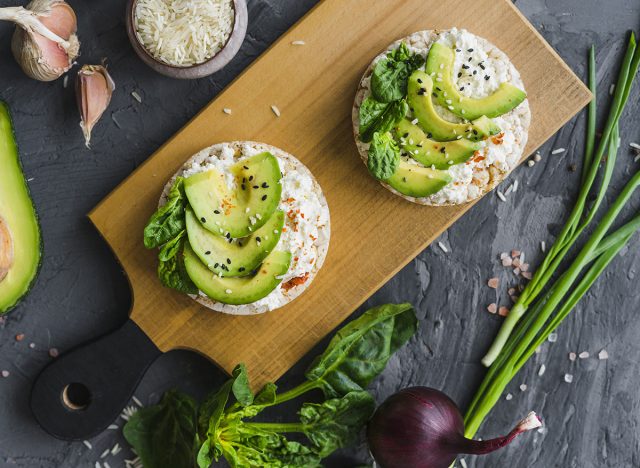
[425,43,527,120]
[396,118,481,169]
[0,101,42,315]
[385,160,452,198]
[407,71,501,142]
[183,244,291,305]
[185,207,284,277]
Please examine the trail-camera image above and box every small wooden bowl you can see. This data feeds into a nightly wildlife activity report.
[125,0,248,79]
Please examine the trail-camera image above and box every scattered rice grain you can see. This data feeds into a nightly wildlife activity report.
[437,242,449,253]
[270,104,281,117]
[551,148,566,155]
[598,349,609,360]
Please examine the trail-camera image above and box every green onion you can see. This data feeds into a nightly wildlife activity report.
[464,33,640,438]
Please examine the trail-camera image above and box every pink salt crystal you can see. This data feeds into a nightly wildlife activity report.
[487,303,498,314]
[488,278,500,289]
[498,306,510,317]
[508,288,516,296]
[514,268,521,276]
[502,257,513,267]
[49,348,59,358]
[511,250,521,258]
[500,252,509,260]
[522,271,533,280]
[1,370,9,378]
[513,258,521,268]
[520,263,530,272]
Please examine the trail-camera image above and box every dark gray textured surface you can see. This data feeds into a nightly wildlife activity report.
[0,0,639,466]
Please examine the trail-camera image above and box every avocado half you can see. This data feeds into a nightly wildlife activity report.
[425,43,527,121]
[0,102,42,314]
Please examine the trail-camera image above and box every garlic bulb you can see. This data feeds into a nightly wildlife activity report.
[0,0,80,81]
[0,217,13,283]
[76,65,115,148]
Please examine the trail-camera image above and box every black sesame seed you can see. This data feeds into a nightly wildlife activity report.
[432,92,438,98]
[241,184,246,190]
[256,237,261,243]
[458,72,462,78]
[228,238,233,244]
[239,267,246,272]
[427,133,433,138]
[456,48,461,52]
[436,87,442,91]
[403,132,409,138]
[238,242,243,247]
[467,48,474,52]
[243,165,249,170]
[468,57,472,62]
[261,195,267,201]
[225,232,231,239]
[402,177,407,182]
[253,185,259,189]
[417,78,423,84]
[261,182,269,188]
[249,175,254,181]
[440,147,446,154]
[484,75,490,81]
[205,251,211,255]
[479,63,486,70]
[401,152,408,157]
[213,209,220,214]
[214,263,219,268]
[242,177,246,183]
[201,217,206,223]
[462,64,469,70]
[473,70,477,75]
[459,86,465,91]
[416,144,422,148]
[472,129,478,135]
[226,258,231,264]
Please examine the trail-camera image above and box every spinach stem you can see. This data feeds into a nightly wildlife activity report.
[243,421,306,434]
[272,380,320,406]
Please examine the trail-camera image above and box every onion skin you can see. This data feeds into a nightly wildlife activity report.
[367,387,542,468]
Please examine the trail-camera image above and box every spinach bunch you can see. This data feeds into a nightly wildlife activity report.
[358,42,424,143]
[124,303,418,468]
[367,132,400,181]
[143,177,197,294]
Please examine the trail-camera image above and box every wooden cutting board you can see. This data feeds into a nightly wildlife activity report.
[30,0,591,440]
[91,0,590,385]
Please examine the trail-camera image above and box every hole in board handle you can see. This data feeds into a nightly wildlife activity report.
[61,382,92,411]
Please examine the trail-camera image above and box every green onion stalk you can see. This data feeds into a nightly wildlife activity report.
[464,33,640,438]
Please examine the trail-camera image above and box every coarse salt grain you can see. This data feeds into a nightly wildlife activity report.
[564,373,573,383]
[487,303,497,314]
[551,148,566,155]
[527,160,535,167]
[291,40,306,45]
[519,384,527,392]
[538,364,546,376]
[569,352,576,361]
[578,351,590,359]
[223,108,232,115]
[534,153,542,162]
[271,105,281,117]
[1,370,9,378]
[49,348,59,358]
[547,333,558,343]
[505,393,513,401]
[598,349,609,360]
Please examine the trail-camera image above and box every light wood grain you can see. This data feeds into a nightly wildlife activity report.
[89,0,591,387]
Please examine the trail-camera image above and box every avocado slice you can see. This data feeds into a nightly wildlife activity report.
[425,43,527,120]
[396,118,481,169]
[183,243,291,305]
[185,207,284,277]
[0,102,41,314]
[408,70,501,142]
[184,152,282,239]
[385,160,452,198]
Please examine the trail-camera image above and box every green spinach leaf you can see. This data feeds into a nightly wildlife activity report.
[159,229,186,261]
[359,98,408,143]
[123,390,198,468]
[371,42,425,103]
[305,303,417,398]
[157,237,198,294]
[144,177,188,249]
[367,131,400,180]
[300,391,375,457]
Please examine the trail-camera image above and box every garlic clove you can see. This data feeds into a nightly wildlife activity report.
[2,0,80,81]
[76,65,115,148]
[0,217,14,283]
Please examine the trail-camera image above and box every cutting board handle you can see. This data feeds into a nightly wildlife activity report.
[30,319,161,440]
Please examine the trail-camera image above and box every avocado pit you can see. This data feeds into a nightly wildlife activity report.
[0,216,14,282]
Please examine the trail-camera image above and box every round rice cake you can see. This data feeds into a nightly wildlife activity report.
[352,28,531,206]
[160,141,331,315]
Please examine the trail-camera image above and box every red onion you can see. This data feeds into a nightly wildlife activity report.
[367,387,542,468]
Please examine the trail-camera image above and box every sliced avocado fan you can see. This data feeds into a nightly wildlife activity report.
[396,118,481,169]
[0,102,41,314]
[183,243,292,305]
[185,207,284,277]
[385,160,452,198]
[425,43,527,120]
[408,70,501,142]
[184,152,282,239]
